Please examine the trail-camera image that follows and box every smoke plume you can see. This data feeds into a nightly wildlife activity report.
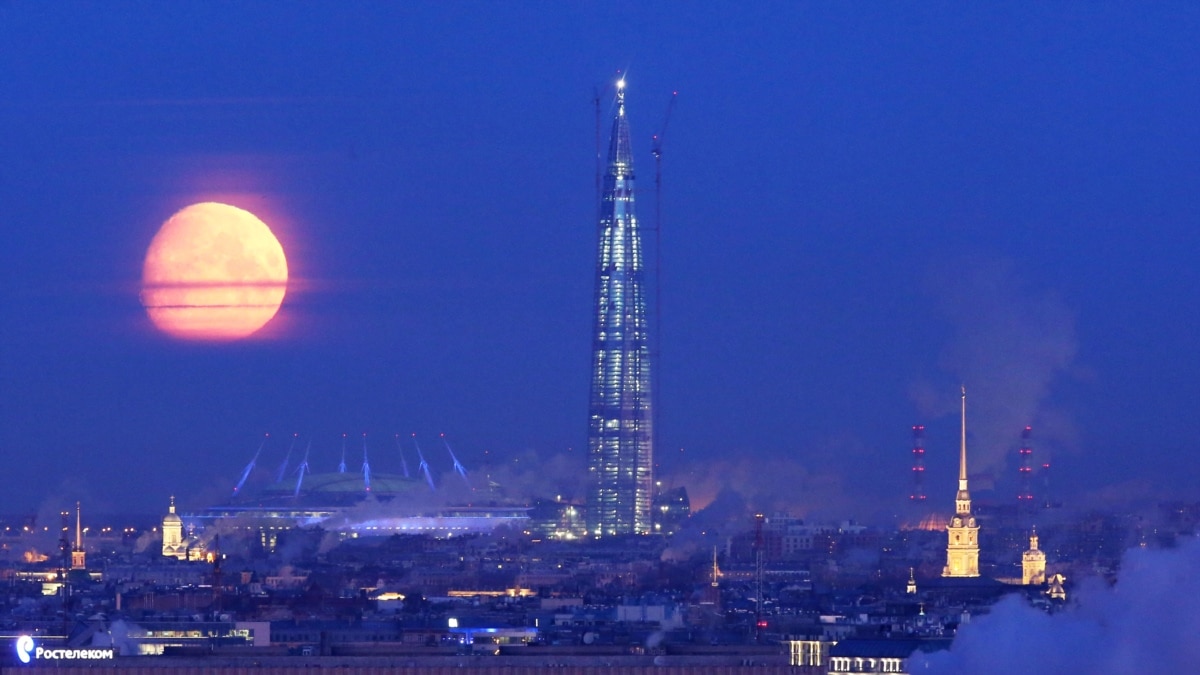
[676,457,851,520]
[914,259,1078,475]
[912,537,1200,673]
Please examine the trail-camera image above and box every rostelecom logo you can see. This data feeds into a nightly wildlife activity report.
[15,636,34,664]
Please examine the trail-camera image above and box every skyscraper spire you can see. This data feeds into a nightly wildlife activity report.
[586,75,654,537]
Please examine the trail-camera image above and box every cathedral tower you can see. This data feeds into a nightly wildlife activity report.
[162,496,185,559]
[943,388,980,577]
[1022,527,1047,585]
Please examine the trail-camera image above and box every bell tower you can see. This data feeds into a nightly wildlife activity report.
[162,496,185,559]
[1022,527,1047,585]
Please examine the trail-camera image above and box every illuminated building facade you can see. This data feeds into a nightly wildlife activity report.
[529,498,586,540]
[943,388,980,578]
[162,496,185,559]
[652,485,690,534]
[586,78,654,536]
[1022,527,1047,585]
[70,502,86,570]
[1047,572,1067,600]
[187,473,530,542]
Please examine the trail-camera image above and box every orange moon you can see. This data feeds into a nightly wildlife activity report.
[141,202,288,341]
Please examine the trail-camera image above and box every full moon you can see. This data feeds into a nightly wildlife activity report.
[141,202,288,341]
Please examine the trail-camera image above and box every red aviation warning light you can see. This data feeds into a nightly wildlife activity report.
[1017,426,1035,509]
[909,425,927,503]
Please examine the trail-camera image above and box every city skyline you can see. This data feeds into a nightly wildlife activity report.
[2,4,1199,518]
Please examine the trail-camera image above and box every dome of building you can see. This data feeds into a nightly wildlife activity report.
[163,497,182,523]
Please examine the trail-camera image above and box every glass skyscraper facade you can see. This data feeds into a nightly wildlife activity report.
[586,80,654,536]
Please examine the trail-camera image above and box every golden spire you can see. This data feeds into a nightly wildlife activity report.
[943,387,981,578]
[955,386,972,516]
[169,495,176,514]
[959,386,968,486]
[1029,526,1039,551]
[70,501,87,570]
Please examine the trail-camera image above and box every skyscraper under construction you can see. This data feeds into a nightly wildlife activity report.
[586,78,654,536]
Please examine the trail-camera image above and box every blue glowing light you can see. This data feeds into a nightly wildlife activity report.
[16,636,34,664]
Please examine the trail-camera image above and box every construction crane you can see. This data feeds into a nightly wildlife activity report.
[651,90,678,215]
[753,513,766,642]
[592,70,621,213]
[361,433,371,492]
[650,89,676,505]
[650,91,678,293]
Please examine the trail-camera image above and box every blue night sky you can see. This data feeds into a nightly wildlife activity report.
[1,3,1198,519]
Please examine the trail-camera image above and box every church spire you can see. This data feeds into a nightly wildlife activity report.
[944,386,980,578]
[70,501,86,570]
[956,387,971,515]
[959,386,968,484]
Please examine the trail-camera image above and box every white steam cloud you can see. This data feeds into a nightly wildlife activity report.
[913,537,1200,673]
[913,259,1078,474]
